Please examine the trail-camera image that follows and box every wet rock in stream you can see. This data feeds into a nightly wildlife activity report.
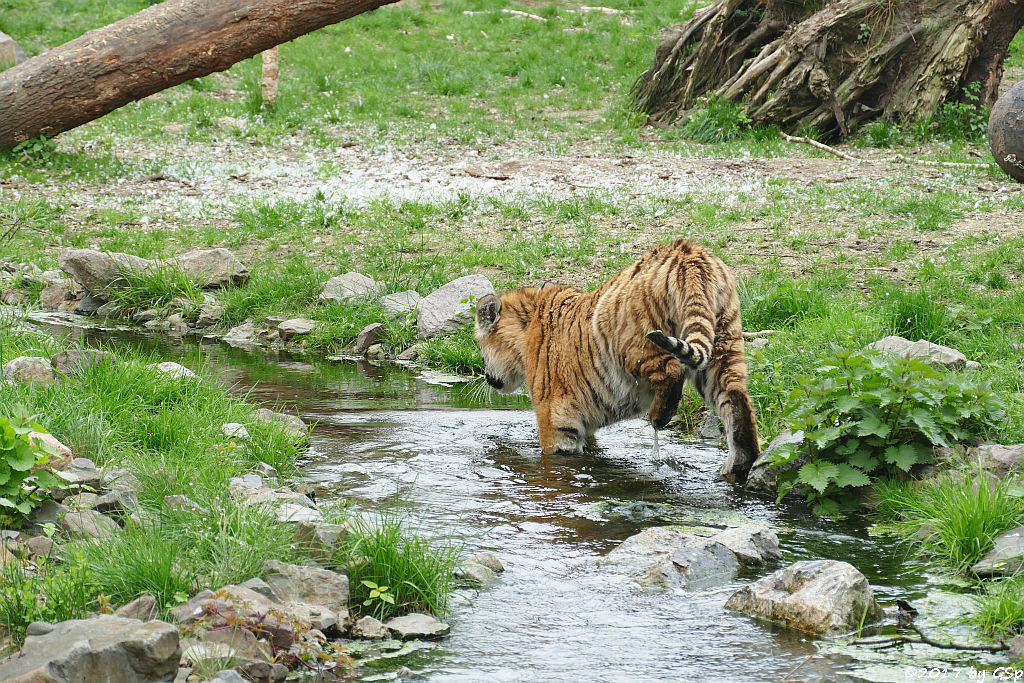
[598,524,780,590]
[725,559,883,636]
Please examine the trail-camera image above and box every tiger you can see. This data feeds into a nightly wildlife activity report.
[474,238,760,484]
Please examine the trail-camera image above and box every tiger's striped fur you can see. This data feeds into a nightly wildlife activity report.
[474,239,760,483]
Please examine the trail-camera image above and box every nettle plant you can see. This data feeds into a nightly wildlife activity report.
[1,407,71,528]
[770,350,1005,516]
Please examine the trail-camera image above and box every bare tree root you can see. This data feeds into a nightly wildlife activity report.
[633,0,1024,138]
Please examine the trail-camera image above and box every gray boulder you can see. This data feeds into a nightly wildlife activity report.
[115,594,159,621]
[50,348,115,377]
[254,408,307,440]
[380,290,422,318]
[724,560,883,636]
[351,615,389,639]
[276,503,324,524]
[2,356,56,386]
[598,526,766,589]
[58,249,151,296]
[195,303,224,329]
[147,361,196,379]
[58,248,248,298]
[0,615,180,683]
[385,613,451,640]
[1011,635,1024,661]
[710,524,782,565]
[278,318,318,341]
[416,274,495,339]
[972,525,1024,577]
[164,248,249,288]
[0,30,27,66]
[746,430,806,494]
[261,560,350,622]
[319,272,383,303]
[221,423,250,440]
[65,457,103,489]
[39,284,72,311]
[972,444,1024,479]
[223,321,261,348]
[59,510,119,539]
[867,335,968,369]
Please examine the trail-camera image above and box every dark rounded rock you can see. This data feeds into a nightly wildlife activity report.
[989,80,1024,182]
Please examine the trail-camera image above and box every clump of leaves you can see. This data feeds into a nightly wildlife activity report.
[1,407,73,528]
[770,349,1005,515]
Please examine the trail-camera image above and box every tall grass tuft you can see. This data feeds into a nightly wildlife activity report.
[334,502,461,621]
[881,285,952,343]
[970,575,1024,637]
[874,471,1024,573]
[102,261,205,317]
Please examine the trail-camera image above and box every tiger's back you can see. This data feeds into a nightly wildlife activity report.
[475,239,759,483]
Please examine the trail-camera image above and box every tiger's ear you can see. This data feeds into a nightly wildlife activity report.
[476,294,502,333]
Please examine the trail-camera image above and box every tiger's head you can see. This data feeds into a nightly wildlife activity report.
[475,291,530,394]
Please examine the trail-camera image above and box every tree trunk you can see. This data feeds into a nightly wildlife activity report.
[632,0,1024,139]
[0,0,399,149]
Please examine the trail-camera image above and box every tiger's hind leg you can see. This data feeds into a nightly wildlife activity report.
[696,335,760,484]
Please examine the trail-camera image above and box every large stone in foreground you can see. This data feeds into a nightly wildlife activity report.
[416,274,495,339]
[725,560,883,636]
[0,615,181,682]
[866,335,968,369]
[972,525,1024,577]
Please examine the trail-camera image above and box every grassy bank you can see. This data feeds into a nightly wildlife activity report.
[0,319,460,647]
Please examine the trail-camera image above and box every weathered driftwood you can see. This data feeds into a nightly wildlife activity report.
[633,0,1024,138]
[0,0,399,149]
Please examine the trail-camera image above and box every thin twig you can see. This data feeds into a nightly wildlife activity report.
[779,132,863,161]
[779,131,990,168]
[781,655,814,681]
[850,624,1008,653]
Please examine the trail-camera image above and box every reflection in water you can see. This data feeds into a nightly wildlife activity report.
[33,314,969,682]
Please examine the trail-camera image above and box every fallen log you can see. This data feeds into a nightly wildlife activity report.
[0,0,399,149]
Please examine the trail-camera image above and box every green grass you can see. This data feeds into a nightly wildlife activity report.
[874,470,1024,573]
[970,575,1024,637]
[0,553,94,646]
[101,261,205,317]
[332,501,461,621]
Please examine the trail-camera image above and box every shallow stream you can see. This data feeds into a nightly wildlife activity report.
[40,317,1004,682]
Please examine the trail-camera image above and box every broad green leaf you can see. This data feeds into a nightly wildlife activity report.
[381,594,395,604]
[848,449,879,473]
[883,444,921,472]
[833,464,871,488]
[6,440,36,471]
[32,470,58,488]
[855,416,890,439]
[0,496,15,508]
[361,580,379,589]
[798,461,840,494]
[835,396,862,413]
